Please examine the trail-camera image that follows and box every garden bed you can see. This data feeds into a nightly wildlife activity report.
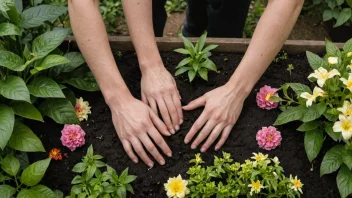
[28,38,342,197]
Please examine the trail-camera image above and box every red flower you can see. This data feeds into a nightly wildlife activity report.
[49,148,63,160]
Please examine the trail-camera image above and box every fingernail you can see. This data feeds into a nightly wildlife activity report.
[184,139,189,144]
[191,145,196,149]
[133,159,138,163]
[167,152,172,157]
[170,129,175,134]
[175,125,180,131]
[159,159,165,165]
[180,119,183,124]
[200,148,206,152]
[148,162,154,168]
[215,146,220,151]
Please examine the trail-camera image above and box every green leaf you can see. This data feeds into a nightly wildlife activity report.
[195,32,207,52]
[202,44,218,53]
[39,98,79,124]
[344,38,352,52]
[0,104,14,150]
[64,72,100,91]
[175,67,192,76]
[0,76,30,102]
[71,175,82,184]
[287,83,312,96]
[23,44,31,61]
[9,101,43,122]
[52,52,85,73]
[31,185,56,198]
[54,190,64,198]
[333,8,340,19]
[34,55,70,71]
[320,145,344,176]
[342,150,352,170]
[21,5,67,29]
[201,59,217,72]
[1,153,20,176]
[20,158,51,187]
[0,173,11,182]
[198,68,208,81]
[325,123,341,141]
[188,70,196,82]
[27,77,65,98]
[337,164,352,198]
[87,145,94,156]
[62,88,76,106]
[326,39,341,57]
[17,189,42,198]
[304,129,324,162]
[0,22,20,36]
[328,0,336,9]
[176,57,192,68]
[31,28,69,60]
[297,120,323,132]
[335,8,352,27]
[301,103,326,122]
[347,0,352,7]
[72,162,87,173]
[17,151,30,170]
[337,0,344,6]
[0,185,16,198]
[0,50,25,71]
[9,121,45,152]
[86,165,96,181]
[273,106,305,125]
[14,0,22,13]
[174,48,190,55]
[323,9,333,21]
[116,186,127,198]
[269,96,285,102]
[182,36,195,55]
[306,51,325,70]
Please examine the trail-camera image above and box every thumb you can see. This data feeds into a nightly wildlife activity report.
[183,96,206,110]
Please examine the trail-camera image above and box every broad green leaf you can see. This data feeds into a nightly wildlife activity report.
[1,153,20,176]
[347,0,352,7]
[175,67,192,76]
[20,158,51,186]
[14,0,22,13]
[202,44,218,53]
[195,32,207,52]
[0,50,25,71]
[72,162,87,173]
[0,185,15,198]
[62,88,76,106]
[0,104,14,150]
[301,103,326,122]
[333,8,340,19]
[337,164,352,198]
[325,123,341,141]
[54,190,64,198]
[17,151,30,170]
[273,106,305,125]
[17,189,42,198]
[4,0,21,26]
[198,68,208,81]
[297,120,323,132]
[306,51,325,70]
[0,76,30,102]
[344,38,352,53]
[328,0,336,9]
[71,176,82,184]
[323,9,333,21]
[320,145,344,176]
[52,52,85,73]
[337,0,344,6]
[326,39,341,57]
[116,186,127,198]
[33,0,43,6]
[9,121,45,152]
[342,150,352,170]
[32,28,69,60]
[34,54,70,71]
[27,77,65,98]
[0,22,20,36]
[87,145,94,156]
[188,70,196,82]
[39,98,79,124]
[335,8,352,27]
[9,101,43,121]
[31,185,56,198]
[174,48,190,55]
[287,83,312,96]
[201,59,217,72]
[65,72,100,91]
[21,5,67,29]
[304,129,324,162]
[176,57,192,68]
[86,165,96,181]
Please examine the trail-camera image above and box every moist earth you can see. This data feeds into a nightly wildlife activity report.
[29,52,339,198]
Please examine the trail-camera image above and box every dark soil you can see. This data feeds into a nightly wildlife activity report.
[29,51,339,198]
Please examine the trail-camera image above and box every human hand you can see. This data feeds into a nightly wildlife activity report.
[109,95,172,168]
[141,65,183,134]
[183,83,248,152]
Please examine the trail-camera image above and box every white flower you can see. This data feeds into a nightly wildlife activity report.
[75,97,91,121]
[290,175,303,194]
[337,100,352,117]
[164,175,189,198]
[272,157,280,165]
[333,115,352,140]
[328,57,338,65]
[248,180,264,195]
[251,153,268,162]
[308,67,340,87]
[300,87,325,107]
[340,73,352,92]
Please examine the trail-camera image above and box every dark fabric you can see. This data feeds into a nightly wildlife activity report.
[152,0,251,38]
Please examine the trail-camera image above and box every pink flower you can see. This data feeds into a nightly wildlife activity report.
[256,126,282,150]
[60,124,86,151]
[256,85,279,110]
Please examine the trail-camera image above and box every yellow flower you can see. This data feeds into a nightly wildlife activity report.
[328,56,338,65]
[340,73,352,92]
[347,52,352,57]
[248,180,264,195]
[195,154,202,163]
[337,100,352,117]
[75,97,91,121]
[300,87,325,107]
[333,115,352,140]
[164,175,189,198]
[251,153,268,162]
[290,175,303,194]
[308,67,340,87]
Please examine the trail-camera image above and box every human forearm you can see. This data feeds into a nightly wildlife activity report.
[227,0,304,95]
[68,0,132,105]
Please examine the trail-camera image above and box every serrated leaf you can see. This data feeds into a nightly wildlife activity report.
[20,158,51,186]
[0,104,14,150]
[21,5,67,29]
[39,98,79,124]
[188,70,196,82]
[1,153,20,176]
[320,145,344,176]
[337,164,352,198]
[0,50,25,71]
[34,54,70,71]
[0,22,20,36]
[304,129,324,162]
[297,120,323,132]
[27,77,65,98]
[0,76,30,102]
[0,185,16,198]
[306,51,325,70]
[175,67,192,76]
[9,101,43,122]
[9,121,45,152]
[335,8,352,27]
[273,106,305,125]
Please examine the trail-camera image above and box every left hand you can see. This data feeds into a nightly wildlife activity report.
[183,83,247,152]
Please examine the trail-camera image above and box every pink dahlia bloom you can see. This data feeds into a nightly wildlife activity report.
[256,126,282,151]
[256,85,279,110]
[60,124,86,151]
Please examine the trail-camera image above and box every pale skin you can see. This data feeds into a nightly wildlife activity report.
[68,0,304,166]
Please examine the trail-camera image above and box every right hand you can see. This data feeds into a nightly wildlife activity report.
[109,95,172,168]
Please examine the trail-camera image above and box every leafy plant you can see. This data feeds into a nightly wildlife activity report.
[67,145,137,198]
[272,38,352,197]
[99,0,124,34]
[244,0,265,38]
[313,0,352,27]
[287,64,295,75]
[174,33,218,82]
[165,0,187,14]
[172,152,303,197]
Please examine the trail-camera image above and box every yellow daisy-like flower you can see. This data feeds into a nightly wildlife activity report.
[308,67,340,87]
[251,153,268,162]
[75,97,91,121]
[333,115,352,140]
[340,73,352,92]
[337,100,352,117]
[164,175,189,198]
[248,180,264,195]
[300,86,325,107]
[328,56,338,65]
[290,175,303,194]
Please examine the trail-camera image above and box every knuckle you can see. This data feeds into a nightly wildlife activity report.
[154,138,164,145]
[213,113,221,120]
[135,147,144,154]
[146,144,156,151]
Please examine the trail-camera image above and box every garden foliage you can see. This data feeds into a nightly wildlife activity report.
[313,0,352,27]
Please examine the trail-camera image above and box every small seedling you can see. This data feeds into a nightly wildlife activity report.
[273,51,288,63]
[287,64,294,75]
[116,51,123,58]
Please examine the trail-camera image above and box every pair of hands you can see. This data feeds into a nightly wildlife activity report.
[110,66,245,167]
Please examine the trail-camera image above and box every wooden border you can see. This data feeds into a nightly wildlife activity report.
[66,36,344,54]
